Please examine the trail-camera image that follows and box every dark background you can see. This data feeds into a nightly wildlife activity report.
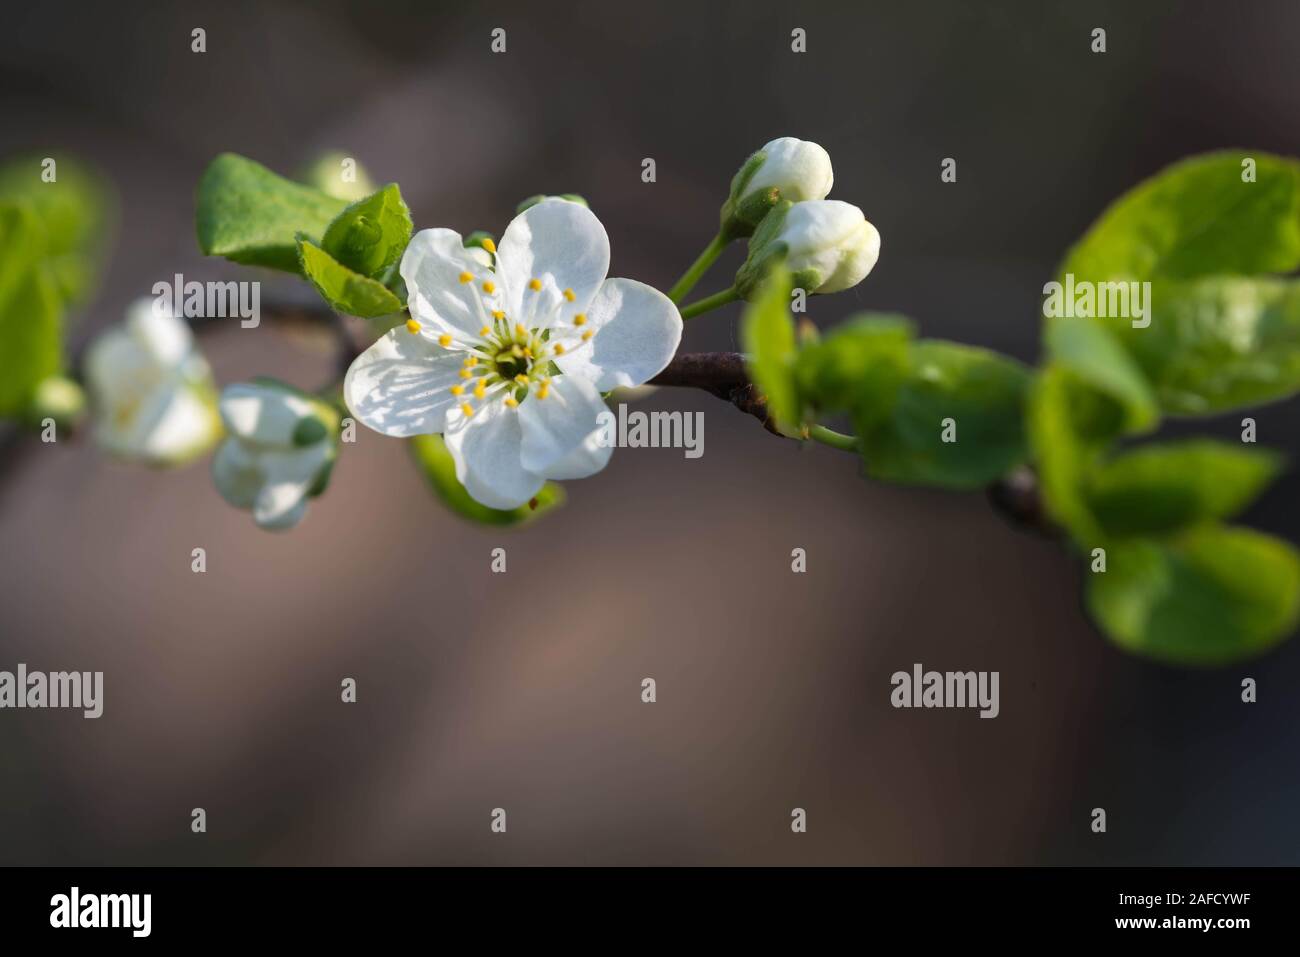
[1,0,1298,865]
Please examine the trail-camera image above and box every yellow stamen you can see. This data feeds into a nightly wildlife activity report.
[553,344,565,355]
[458,271,473,284]
[536,386,549,400]
[482,281,496,294]
[523,348,533,359]
[450,385,465,396]
[460,403,474,417]
[581,330,594,342]
[505,396,518,408]
[481,238,496,254]
[529,278,542,292]
[492,310,505,320]
[563,288,575,302]
[459,369,472,380]
[405,318,421,334]
[473,382,486,400]
[514,323,527,337]
[573,314,587,326]
[480,326,492,336]
[438,334,452,347]
[463,356,478,367]
[513,374,529,386]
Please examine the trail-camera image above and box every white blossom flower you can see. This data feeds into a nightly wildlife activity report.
[776,199,881,294]
[83,297,220,465]
[741,137,834,206]
[344,199,682,509]
[212,382,338,530]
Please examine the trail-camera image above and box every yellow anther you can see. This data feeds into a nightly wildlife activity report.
[480,325,492,336]
[481,238,496,254]
[458,271,473,284]
[505,396,519,408]
[405,318,422,334]
[536,386,549,400]
[581,330,594,342]
[553,344,566,355]
[514,323,527,337]
[563,288,575,302]
[529,278,542,292]
[523,348,533,359]
[573,314,587,326]
[438,334,452,347]
[459,369,472,380]
[460,403,474,417]
[450,385,465,396]
[512,344,525,357]
[473,382,487,400]
[514,374,529,386]
[463,356,478,367]
[482,281,496,294]
[492,310,505,320]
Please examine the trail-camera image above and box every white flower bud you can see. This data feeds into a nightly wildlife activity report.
[742,137,834,205]
[212,381,337,530]
[776,200,880,294]
[83,298,220,465]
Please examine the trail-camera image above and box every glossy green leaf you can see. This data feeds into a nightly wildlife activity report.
[856,340,1031,489]
[297,238,403,318]
[0,203,64,418]
[409,434,564,525]
[196,153,347,273]
[321,183,412,280]
[1087,525,1300,665]
[1060,151,1300,283]
[739,264,799,431]
[1044,316,1159,432]
[793,313,913,415]
[1085,440,1283,538]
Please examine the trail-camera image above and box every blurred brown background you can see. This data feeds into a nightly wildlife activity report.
[2,0,1299,865]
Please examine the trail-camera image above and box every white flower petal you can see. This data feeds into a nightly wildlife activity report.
[140,384,219,460]
[556,278,682,391]
[212,438,262,509]
[444,400,545,510]
[400,228,499,339]
[496,199,609,318]
[517,374,608,475]
[539,427,614,481]
[219,383,316,446]
[343,327,466,438]
[256,497,308,531]
[250,445,330,529]
[125,297,194,367]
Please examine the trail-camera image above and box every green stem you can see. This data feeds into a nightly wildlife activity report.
[679,286,739,321]
[667,234,728,303]
[808,425,858,452]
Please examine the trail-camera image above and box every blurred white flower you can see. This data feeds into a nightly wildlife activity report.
[345,199,681,509]
[212,382,337,530]
[775,199,881,294]
[83,298,220,465]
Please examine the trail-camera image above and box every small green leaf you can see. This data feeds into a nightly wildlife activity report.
[855,340,1031,489]
[196,153,347,273]
[0,202,64,418]
[1087,525,1300,665]
[792,313,913,414]
[1026,366,1109,542]
[409,434,564,525]
[321,183,412,280]
[0,154,112,307]
[1060,151,1300,284]
[1045,316,1159,432]
[297,238,403,318]
[1085,440,1283,538]
[740,264,799,431]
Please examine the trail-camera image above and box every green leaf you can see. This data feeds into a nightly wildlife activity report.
[1026,366,1109,542]
[856,340,1031,489]
[409,434,564,525]
[297,238,403,318]
[1060,151,1300,283]
[321,184,412,280]
[196,153,347,273]
[0,202,64,418]
[1115,276,1300,415]
[1085,440,1283,538]
[792,313,913,414]
[1086,525,1300,665]
[0,154,112,307]
[739,264,799,431]
[1044,316,1159,432]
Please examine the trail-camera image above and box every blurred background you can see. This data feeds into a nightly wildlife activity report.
[2,0,1299,865]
